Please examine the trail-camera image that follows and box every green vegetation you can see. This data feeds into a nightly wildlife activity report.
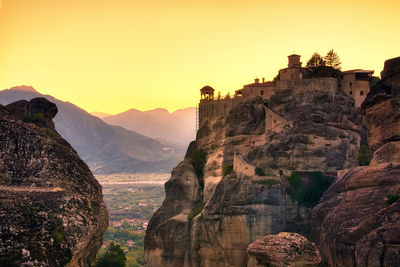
[54,231,63,245]
[191,149,207,188]
[357,145,372,166]
[306,52,325,68]
[386,194,400,206]
[253,179,280,186]
[223,164,233,176]
[314,99,325,106]
[255,167,266,176]
[96,173,167,266]
[286,171,335,207]
[96,243,126,267]
[286,171,303,201]
[188,201,205,221]
[324,49,342,70]
[305,50,341,78]
[370,76,380,88]
[22,112,46,127]
[305,65,341,78]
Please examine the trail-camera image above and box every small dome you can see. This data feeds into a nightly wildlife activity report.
[200,85,214,92]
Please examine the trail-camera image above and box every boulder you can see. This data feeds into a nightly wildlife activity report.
[247,232,321,267]
[0,101,108,266]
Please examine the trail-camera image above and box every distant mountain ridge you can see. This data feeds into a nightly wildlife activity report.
[0,86,185,174]
[101,106,196,146]
[91,111,112,118]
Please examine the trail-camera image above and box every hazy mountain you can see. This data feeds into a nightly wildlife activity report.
[0,86,186,174]
[102,107,196,146]
[91,111,112,118]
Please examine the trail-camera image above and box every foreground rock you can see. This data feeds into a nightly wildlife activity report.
[247,232,321,267]
[313,57,400,266]
[312,163,400,266]
[0,98,108,266]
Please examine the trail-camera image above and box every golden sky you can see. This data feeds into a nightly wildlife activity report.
[0,0,399,114]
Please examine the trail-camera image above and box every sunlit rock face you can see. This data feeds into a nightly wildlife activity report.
[247,88,362,172]
[0,98,108,267]
[312,57,400,266]
[363,56,400,163]
[144,81,362,266]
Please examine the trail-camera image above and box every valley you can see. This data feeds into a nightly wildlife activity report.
[96,173,168,266]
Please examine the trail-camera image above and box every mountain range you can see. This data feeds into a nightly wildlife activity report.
[0,86,187,174]
[98,107,196,146]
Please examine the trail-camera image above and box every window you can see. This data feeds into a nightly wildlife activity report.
[260,90,264,95]
[350,82,352,87]
[360,91,364,96]
[349,91,352,95]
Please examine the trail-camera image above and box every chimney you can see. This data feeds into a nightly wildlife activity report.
[262,77,265,83]
[254,78,260,84]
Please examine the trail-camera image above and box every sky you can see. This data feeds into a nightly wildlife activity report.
[0,0,399,114]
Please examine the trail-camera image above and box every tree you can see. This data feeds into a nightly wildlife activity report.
[306,52,326,67]
[324,49,342,70]
[96,243,126,267]
[357,145,372,166]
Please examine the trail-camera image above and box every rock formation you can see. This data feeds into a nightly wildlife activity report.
[247,232,321,267]
[145,83,363,266]
[312,57,400,266]
[0,98,108,266]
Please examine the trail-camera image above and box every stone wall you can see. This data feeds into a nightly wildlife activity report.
[276,77,338,93]
[199,97,240,126]
[340,73,369,108]
[279,67,305,81]
[265,107,292,133]
[233,152,256,178]
[241,83,275,101]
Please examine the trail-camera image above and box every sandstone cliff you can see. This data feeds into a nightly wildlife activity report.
[0,98,108,266]
[312,57,400,266]
[145,84,363,266]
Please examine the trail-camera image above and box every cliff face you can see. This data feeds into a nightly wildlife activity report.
[312,57,400,266]
[145,85,363,266]
[246,89,362,171]
[0,98,108,266]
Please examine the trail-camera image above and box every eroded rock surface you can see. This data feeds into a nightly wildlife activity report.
[0,99,108,266]
[313,57,400,266]
[145,85,362,266]
[247,89,362,171]
[312,163,400,266]
[247,232,321,267]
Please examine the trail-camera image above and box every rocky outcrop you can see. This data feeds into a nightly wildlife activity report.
[0,98,108,266]
[145,83,362,266]
[312,57,400,266]
[247,89,362,172]
[247,232,321,267]
[144,159,201,267]
[312,163,400,266]
[5,97,58,130]
[363,56,400,160]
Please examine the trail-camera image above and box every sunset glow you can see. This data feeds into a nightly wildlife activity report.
[0,0,399,114]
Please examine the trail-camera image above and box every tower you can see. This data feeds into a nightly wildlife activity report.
[288,54,302,68]
[200,85,215,100]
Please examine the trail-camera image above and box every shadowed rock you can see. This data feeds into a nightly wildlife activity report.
[0,100,108,266]
[5,97,58,130]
